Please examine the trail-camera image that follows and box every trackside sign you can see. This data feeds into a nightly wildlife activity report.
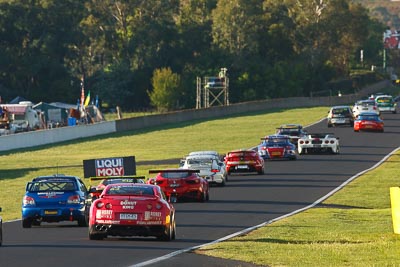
[83,156,136,178]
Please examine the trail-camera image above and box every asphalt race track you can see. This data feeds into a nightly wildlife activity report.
[1,112,399,267]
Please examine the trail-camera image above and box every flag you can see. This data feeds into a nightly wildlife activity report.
[80,76,85,108]
[84,91,91,107]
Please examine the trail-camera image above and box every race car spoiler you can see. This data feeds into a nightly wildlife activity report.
[89,175,146,181]
[305,133,338,139]
[307,133,335,136]
[276,125,302,129]
[149,169,200,174]
[260,135,290,140]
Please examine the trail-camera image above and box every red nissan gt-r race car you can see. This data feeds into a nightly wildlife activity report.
[89,183,176,241]
[147,169,209,203]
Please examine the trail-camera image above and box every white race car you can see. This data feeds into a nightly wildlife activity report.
[180,152,227,186]
[297,133,339,154]
[352,100,379,118]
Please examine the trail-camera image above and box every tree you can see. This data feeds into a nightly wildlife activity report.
[211,0,264,58]
[148,67,182,111]
[0,0,86,103]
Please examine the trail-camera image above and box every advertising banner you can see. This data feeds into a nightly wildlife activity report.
[384,29,400,49]
[83,156,136,178]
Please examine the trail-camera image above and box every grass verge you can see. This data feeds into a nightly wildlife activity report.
[0,107,328,221]
[196,151,400,266]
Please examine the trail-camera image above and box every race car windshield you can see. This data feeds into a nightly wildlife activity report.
[309,134,329,138]
[187,159,212,166]
[278,129,299,135]
[160,172,191,178]
[376,97,392,103]
[229,152,256,158]
[359,115,379,121]
[265,138,287,145]
[106,185,154,196]
[332,108,350,115]
[28,182,77,192]
[358,101,375,106]
[103,178,143,185]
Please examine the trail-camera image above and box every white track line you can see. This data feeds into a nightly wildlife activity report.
[132,146,400,267]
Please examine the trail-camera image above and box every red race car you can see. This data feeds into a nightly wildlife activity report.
[89,183,176,241]
[88,176,145,201]
[224,149,265,175]
[147,169,209,203]
[353,112,384,132]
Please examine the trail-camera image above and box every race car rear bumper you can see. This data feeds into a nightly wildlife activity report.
[22,206,86,223]
[90,224,167,237]
[226,164,262,173]
[298,145,338,154]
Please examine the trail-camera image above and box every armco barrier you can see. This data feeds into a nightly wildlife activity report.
[0,80,391,152]
[115,80,391,132]
[0,121,116,152]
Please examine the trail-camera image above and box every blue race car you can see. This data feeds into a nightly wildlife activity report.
[22,175,89,228]
[257,135,297,160]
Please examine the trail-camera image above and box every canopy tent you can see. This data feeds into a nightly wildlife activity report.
[9,96,29,104]
[49,102,78,110]
[0,104,27,115]
[33,102,69,125]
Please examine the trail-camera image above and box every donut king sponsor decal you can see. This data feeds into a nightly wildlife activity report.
[121,200,137,209]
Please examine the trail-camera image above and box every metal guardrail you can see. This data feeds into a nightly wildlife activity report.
[0,80,391,152]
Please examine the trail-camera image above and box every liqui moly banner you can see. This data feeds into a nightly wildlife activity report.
[83,156,136,178]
